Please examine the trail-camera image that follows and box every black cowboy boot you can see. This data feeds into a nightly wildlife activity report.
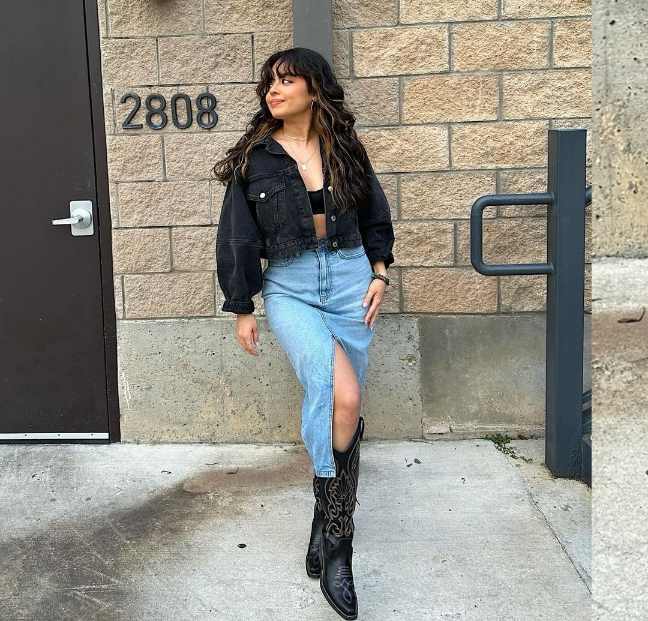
[318,416,364,620]
[305,474,325,578]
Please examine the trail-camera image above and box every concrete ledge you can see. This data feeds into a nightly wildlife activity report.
[116,312,590,443]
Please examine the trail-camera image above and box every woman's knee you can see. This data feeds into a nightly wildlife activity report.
[333,342,361,417]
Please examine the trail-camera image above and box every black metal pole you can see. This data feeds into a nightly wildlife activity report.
[292,0,333,65]
[544,128,587,477]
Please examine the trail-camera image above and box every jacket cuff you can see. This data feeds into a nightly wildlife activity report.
[222,299,255,314]
[367,250,395,270]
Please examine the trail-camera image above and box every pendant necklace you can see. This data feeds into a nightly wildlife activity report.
[280,130,318,171]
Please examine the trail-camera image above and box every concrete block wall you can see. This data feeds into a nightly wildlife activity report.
[592,0,648,257]
[345,1,593,314]
[97,0,593,442]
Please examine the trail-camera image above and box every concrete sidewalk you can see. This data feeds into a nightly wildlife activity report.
[1,436,590,620]
[592,257,648,620]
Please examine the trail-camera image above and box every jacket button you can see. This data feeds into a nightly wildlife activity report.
[327,185,333,192]
[330,215,336,221]
[259,192,266,198]
[332,240,338,248]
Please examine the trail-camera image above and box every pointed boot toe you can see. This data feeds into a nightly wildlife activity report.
[319,532,358,619]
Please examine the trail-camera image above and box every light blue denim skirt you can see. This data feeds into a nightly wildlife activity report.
[262,238,375,478]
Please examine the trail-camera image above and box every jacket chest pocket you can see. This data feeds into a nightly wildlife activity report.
[246,178,287,233]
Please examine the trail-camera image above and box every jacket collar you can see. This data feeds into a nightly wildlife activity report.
[254,133,325,159]
[252,133,329,184]
[254,134,285,155]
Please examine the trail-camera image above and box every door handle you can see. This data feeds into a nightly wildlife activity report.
[51,201,94,236]
[52,215,83,225]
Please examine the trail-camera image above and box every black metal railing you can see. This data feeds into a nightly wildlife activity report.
[470,128,590,481]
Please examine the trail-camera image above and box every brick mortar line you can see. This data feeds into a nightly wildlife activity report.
[113,182,120,228]
[168,226,174,271]
[121,269,214,277]
[119,275,126,319]
[110,166,589,184]
[108,16,592,37]
[250,33,255,81]
[445,123,453,170]
[160,135,167,181]
[108,115,590,139]
[496,274,501,312]
[104,0,111,36]
[110,88,117,134]
[117,260,561,274]
[101,15,592,42]
[112,166,548,180]
[368,16,592,27]
[114,217,548,227]
[117,309,550,321]
[447,23,453,71]
[548,19,555,68]
[213,271,218,313]
[110,164,588,185]
[104,31,285,40]
[208,178,214,224]
[495,169,501,217]
[497,72,504,121]
[103,66,593,92]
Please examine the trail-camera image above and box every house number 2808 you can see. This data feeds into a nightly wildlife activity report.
[120,91,218,130]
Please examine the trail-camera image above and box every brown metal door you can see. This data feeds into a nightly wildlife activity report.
[0,1,117,440]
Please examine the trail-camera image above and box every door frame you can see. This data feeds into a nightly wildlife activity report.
[85,0,120,442]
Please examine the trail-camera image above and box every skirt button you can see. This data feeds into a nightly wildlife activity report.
[332,240,338,248]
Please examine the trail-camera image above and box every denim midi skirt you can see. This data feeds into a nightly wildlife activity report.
[262,238,375,478]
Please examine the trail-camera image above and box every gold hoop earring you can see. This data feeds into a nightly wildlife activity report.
[311,99,316,111]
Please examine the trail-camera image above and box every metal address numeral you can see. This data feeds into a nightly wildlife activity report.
[120,91,218,130]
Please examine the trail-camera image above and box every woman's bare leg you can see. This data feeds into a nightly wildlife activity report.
[331,340,361,452]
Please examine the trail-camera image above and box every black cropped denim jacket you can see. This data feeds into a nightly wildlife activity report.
[215,134,395,314]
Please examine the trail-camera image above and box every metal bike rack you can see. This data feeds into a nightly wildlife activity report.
[470,128,590,480]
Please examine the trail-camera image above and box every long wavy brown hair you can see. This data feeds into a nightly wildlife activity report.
[210,47,372,215]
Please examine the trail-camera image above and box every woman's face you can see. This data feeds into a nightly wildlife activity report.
[265,62,312,119]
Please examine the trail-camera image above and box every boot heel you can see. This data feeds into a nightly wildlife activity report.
[306,474,324,578]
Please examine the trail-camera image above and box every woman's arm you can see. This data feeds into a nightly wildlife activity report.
[372,259,387,276]
[357,155,395,271]
[215,168,264,315]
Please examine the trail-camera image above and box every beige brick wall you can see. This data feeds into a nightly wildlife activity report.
[100,0,592,319]
[99,0,290,320]
[349,1,592,314]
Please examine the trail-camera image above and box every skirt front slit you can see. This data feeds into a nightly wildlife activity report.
[261,238,374,477]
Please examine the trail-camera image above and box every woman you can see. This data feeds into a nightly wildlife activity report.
[212,47,395,620]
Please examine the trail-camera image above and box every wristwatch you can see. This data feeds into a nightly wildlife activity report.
[371,272,390,286]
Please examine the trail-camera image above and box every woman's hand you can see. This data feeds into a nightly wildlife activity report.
[362,279,387,329]
[236,313,260,355]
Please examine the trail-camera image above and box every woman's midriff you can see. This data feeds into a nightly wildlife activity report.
[312,213,327,240]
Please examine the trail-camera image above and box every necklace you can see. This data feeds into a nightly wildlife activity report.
[280,131,318,170]
[281,130,311,142]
